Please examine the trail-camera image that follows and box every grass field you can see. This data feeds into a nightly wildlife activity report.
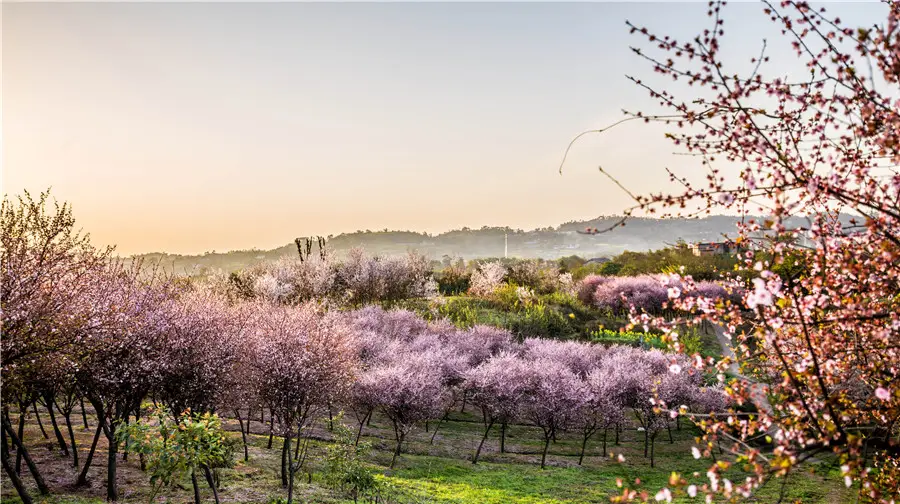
[1,404,854,504]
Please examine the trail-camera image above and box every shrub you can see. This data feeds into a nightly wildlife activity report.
[588,328,665,350]
[576,275,614,305]
[322,414,378,502]
[505,302,572,339]
[118,407,235,504]
[506,259,560,294]
[468,262,506,298]
[435,260,470,296]
[436,298,480,329]
[593,275,668,314]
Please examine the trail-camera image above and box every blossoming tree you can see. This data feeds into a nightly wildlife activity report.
[563,1,900,500]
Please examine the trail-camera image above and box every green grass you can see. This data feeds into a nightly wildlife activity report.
[393,294,637,341]
[1,405,852,504]
[381,454,845,504]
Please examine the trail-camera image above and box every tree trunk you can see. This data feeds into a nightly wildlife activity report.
[80,397,89,429]
[578,432,590,465]
[643,429,649,458]
[43,396,69,456]
[191,468,201,504]
[121,413,130,462]
[602,426,608,456]
[355,409,371,446]
[133,403,142,432]
[63,412,78,468]
[32,402,49,440]
[293,425,302,461]
[1,419,8,462]
[650,433,657,468]
[280,436,289,487]
[3,414,49,495]
[615,423,620,445]
[286,457,296,504]
[540,435,551,469]
[76,421,104,486]
[234,410,249,462]
[15,411,25,474]
[500,421,507,454]
[472,420,494,465]
[430,410,448,445]
[106,422,119,501]
[1,421,33,504]
[267,416,275,450]
[203,465,220,504]
[389,429,405,469]
[667,421,673,444]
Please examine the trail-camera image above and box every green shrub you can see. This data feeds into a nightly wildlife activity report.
[436,298,480,329]
[434,262,471,296]
[117,406,235,502]
[588,328,665,349]
[557,255,586,272]
[322,414,379,503]
[505,302,573,339]
[489,283,524,312]
[677,326,704,355]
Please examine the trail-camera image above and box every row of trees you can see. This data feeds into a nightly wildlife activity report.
[349,307,727,469]
[227,248,437,306]
[1,191,725,504]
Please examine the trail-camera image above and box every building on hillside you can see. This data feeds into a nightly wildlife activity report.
[690,240,743,256]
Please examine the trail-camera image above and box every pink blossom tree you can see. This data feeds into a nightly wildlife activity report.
[468,262,507,298]
[71,264,175,500]
[464,352,535,463]
[154,291,243,416]
[359,355,447,468]
[564,2,900,498]
[245,302,357,503]
[577,366,628,465]
[520,359,587,469]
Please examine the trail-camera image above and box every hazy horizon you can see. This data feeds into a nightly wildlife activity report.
[4,2,886,255]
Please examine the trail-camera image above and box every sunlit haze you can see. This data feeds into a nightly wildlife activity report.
[3,2,885,255]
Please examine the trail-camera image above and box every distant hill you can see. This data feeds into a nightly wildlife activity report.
[129,215,827,276]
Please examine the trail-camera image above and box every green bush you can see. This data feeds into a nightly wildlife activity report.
[434,261,471,296]
[677,326,704,355]
[117,407,235,502]
[505,302,573,339]
[556,255,586,273]
[322,414,379,503]
[489,283,525,312]
[436,298,480,329]
[588,328,665,349]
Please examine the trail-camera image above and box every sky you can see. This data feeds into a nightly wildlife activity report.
[3,1,888,255]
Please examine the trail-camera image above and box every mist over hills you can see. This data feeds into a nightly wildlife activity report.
[131,215,816,275]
